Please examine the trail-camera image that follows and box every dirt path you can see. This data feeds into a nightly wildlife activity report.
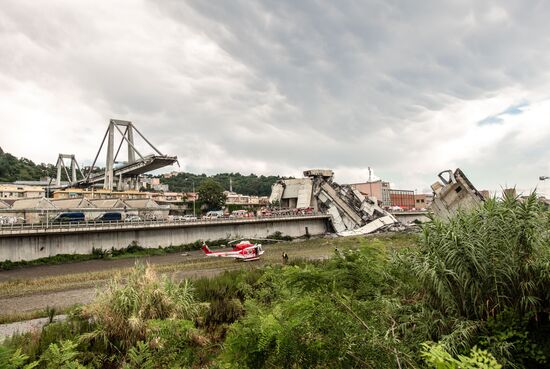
[0,250,205,282]
[0,289,97,315]
[0,265,249,316]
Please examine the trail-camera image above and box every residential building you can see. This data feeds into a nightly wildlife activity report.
[162,171,179,179]
[151,192,186,203]
[139,177,169,192]
[0,184,45,199]
[225,191,269,207]
[52,188,149,200]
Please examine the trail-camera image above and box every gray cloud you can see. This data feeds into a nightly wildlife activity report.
[2,0,550,191]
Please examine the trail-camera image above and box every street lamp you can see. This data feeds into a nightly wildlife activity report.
[185,178,196,216]
[540,176,549,181]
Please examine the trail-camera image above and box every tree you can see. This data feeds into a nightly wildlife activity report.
[198,179,226,210]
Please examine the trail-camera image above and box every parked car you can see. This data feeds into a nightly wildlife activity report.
[95,212,122,222]
[124,215,142,222]
[182,215,197,221]
[52,212,85,223]
[205,210,224,219]
[230,210,255,218]
[168,215,184,222]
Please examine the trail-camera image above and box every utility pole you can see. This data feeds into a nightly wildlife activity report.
[368,167,373,197]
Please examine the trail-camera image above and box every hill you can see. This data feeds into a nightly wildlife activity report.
[159,172,282,196]
[0,148,56,183]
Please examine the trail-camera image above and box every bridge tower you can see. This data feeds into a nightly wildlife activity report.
[86,119,166,190]
[55,154,83,186]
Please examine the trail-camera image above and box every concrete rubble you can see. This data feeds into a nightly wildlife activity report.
[270,169,401,236]
[430,168,485,218]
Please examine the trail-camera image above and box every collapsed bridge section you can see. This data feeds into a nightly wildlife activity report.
[429,168,485,219]
[270,169,399,236]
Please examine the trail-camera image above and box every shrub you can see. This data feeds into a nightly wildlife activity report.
[422,343,502,369]
[145,319,205,367]
[3,313,93,363]
[81,263,197,352]
[267,231,292,241]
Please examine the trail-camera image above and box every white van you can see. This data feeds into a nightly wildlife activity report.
[205,210,224,219]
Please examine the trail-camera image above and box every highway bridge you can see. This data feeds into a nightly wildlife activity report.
[0,209,429,262]
[0,214,331,262]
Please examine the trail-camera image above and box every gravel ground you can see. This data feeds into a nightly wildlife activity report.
[0,315,67,342]
[0,289,97,315]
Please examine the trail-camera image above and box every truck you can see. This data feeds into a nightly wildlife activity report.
[51,212,85,223]
[95,212,122,222]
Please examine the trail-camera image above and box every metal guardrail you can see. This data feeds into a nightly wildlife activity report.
[0,213,329,236]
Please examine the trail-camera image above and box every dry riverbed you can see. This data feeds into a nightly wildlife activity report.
[0,238,354,317]
[0,234,415,333]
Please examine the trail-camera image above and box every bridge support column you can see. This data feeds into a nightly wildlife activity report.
[104,122,115,190]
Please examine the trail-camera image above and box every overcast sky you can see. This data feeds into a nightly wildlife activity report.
[2,1,550,194]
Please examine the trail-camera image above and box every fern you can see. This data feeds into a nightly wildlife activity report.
[39,340,85,369]
[0,346,38,369]
[122,341,154,369]
[422,343,502,369]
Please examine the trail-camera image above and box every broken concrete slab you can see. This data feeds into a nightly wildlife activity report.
[337,215,398,237]
[430,168,485,219]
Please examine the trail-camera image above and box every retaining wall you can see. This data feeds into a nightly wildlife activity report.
[0,216,329,262]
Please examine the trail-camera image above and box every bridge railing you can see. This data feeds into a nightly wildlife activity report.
[0,213,328,235]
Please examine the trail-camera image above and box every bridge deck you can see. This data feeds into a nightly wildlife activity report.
[76,155,177,186]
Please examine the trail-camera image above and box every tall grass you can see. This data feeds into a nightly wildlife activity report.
[410,193,550,351]
[80,263,197,351]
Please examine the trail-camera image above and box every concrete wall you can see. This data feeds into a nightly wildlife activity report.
[0,217,329,262]
[393,212,430,224]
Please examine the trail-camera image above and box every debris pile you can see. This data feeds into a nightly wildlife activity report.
[270,169,400,236]
[430,168,485,218]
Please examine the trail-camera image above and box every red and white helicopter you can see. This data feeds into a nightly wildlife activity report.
[201,240,265,261]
